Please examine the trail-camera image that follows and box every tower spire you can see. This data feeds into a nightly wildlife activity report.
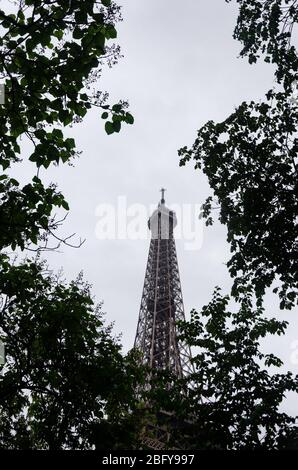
[160,187,166,204]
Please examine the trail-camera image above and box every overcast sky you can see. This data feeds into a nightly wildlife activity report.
[7,0,298,416]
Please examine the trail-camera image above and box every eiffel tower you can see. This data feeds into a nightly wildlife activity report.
[134,189,193,448]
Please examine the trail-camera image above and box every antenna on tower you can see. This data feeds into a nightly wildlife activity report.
[160,187,166,204]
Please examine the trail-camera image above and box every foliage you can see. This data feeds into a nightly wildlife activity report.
[161,289,298,449]
[0,258,144,449]
[0,0,133,252]
[226,0,298,84]
[179,0,298,309]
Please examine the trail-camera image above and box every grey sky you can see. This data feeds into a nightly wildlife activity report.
[6,1,298,416]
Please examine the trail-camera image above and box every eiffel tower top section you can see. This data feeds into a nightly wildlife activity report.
[134,190,193,377]
[148,188,177,240]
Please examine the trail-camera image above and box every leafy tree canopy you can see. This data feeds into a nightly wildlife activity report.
[0,0,134,253]
[0,258,144,449]
[179,0,298,309]
[153,289,298,449]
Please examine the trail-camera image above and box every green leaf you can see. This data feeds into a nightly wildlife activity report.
[112,104,122,113]
[54,30,63,40]
[75,10,88,23]
[34,129,46,140]
[105,121,114,135]
[125,113,134,125]
[65,137,75,149]
[113,121,121,133]
[30,235,38,245]
[106,24,117,39]
[80,93,88,101]
[61,200,69,210]
[95,32,105,48]
[2,160,10,170]
[52,128,63,139]
[73,27,84,40]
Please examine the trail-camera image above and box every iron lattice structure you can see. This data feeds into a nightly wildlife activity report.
[134,191,193,378]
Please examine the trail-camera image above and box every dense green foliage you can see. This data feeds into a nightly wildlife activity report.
[171,289,298,449]
[228,0,298,84]
[0,259,144,449]
[0,0,133,252]
[179,0,298,309]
